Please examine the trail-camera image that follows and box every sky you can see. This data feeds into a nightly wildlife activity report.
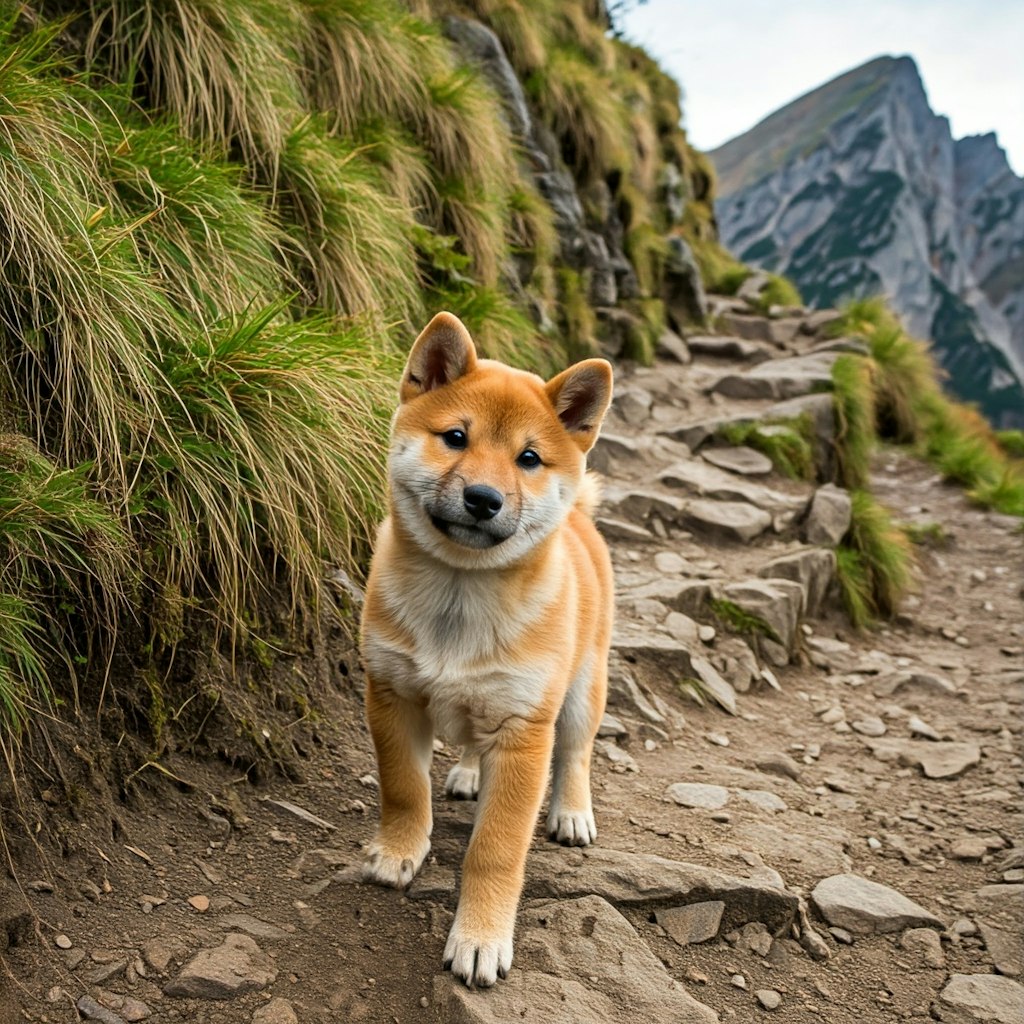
[618,0,1024,175]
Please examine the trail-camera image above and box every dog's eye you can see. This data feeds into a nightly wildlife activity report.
[441,429,468,449]
[517,449,541,469]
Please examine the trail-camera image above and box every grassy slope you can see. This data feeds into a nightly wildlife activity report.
[0,1,714,749]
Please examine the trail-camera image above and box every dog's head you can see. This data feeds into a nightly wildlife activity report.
[387,312,613,569]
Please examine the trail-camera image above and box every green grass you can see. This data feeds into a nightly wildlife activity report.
[709,598,780,643]
[903,521,951,548]
[830,354,876,490]
[717,416,816,480]
[750,273,802,313]
[996,430,1024,458]
[835,490,914,627]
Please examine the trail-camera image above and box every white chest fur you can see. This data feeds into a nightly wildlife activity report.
[363,547,570,744]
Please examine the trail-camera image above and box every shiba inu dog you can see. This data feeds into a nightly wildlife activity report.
[359,311,614,988]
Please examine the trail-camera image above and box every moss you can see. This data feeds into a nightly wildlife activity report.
[709,598,780,643]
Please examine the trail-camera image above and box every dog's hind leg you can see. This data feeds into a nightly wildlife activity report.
[362,674,433,888]
[444,749,480,800]
[546,654,605,846]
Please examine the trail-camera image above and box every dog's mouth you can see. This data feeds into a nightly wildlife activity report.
[429,514,511,550]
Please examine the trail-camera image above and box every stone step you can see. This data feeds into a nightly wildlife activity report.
[710,351,840,401]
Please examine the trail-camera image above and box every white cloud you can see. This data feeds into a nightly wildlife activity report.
[619,0,1024,174]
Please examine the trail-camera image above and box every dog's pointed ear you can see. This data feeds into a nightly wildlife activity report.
[400,312,477,403]
[545,359,613,453]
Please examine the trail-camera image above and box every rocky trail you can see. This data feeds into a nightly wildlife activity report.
[3,294,1022,1024]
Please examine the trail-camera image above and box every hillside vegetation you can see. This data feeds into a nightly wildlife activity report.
[0,0,713,755]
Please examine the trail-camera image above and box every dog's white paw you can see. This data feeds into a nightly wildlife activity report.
[361,835,430,888]
[546,806,596,846]
[444,763,480,801]
[443,921,513,988]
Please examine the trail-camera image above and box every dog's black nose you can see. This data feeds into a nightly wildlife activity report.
[463,484,503,521]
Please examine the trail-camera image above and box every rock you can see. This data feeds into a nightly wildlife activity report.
[252,998,299,1024]
[686,335,773,364]
[613,385,653,426]
[55,934,72,950]
[92,993,151,1023]
[734,789,787,813]
[434,895,718,1023]
[683,500,772,542]
[829,926,853,944]
[711,352,840,401]
[874,670,958,697]
[664,236,708,329]
[935,974,1024,1023]
[655,902,725,946]
[526,847,798,934]
[164,933,276,1000]
[951,838,989,862]
[975,884,1024,977]
[606,657,667,725]
[909,715,942,740]
[188,894,210,913]
[598,713,628,738]
[811,874,944,935]
[659,459,805,515]
[595,517,653,542]
[804,484,852,546]
[722,579,805,655]
[657,330,691,364]
[596,739,638,772]
[900,927,945,968]
[736,922,773,957]
[820,706,845,724]
[590,432,641,473]
[756,989,782,1011]
[689,655,738,714]
[76,997,127,1024]
[754,753,803,782]
[665,611,701,643]
[217,913,291,941]
[603,485,686,524]
[715,636,758,692]
[702,446,773,476]
[800,310,844,336]
[666,783,730,810]
[851,716,887,737]
[865,739,981,778]
[757,548,836,617]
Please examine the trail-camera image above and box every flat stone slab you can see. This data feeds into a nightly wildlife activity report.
[659,459,806,514]
[687,335,773,363]
[666,783,730,810]
[865,739,981,778]
[525,846,798,934]
[682,499,772,542]
[702,446,773,476]
[434,896,717,1023]
[656,902,726,946]
[711,352,840,401]
[758,547,836,617]
[164,933,276,999]
[934,974,1024,1023]
[811,873,944,935]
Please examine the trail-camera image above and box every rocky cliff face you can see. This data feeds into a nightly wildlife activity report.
[710,56,1024,427]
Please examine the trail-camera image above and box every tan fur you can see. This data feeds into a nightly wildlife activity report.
[359,312,614,988]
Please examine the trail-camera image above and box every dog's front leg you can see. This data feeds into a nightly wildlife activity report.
[362,674,433,888]
[444,716,554,987]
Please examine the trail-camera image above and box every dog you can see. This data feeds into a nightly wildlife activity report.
[359,311,614,988]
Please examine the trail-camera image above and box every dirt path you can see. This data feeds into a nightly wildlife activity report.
[3,303,1022,1024]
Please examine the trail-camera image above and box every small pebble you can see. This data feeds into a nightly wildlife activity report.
[867,836,882,851]
[188,894,210,913]
[419,996,429,1008]
[55,935,72,950]
[731,973,747,990]
[829,927,853,944]
[756,989,782,1011]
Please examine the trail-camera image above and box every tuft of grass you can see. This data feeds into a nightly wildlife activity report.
[527,46,632,183]
[830,354,876,490]
[836,490,914,627]
[277,116,421,320]
[0,435,131,736]
[138,304,395,625]
[717,416,816,481]
[557,268,598,361]
[750,273,801,313]
[709,598,780,643]
[903,521,951,548]
[996,430,1024,458]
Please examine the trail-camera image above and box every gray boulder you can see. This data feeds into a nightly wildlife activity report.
[664,236,708,328]
[711,352,840,401]
[934,974,1024,1023]
[758,547,836,617]
[804,484,852,546]
[811,874,944,935]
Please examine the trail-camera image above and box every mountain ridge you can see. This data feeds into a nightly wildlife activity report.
[710,55,1024,427]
